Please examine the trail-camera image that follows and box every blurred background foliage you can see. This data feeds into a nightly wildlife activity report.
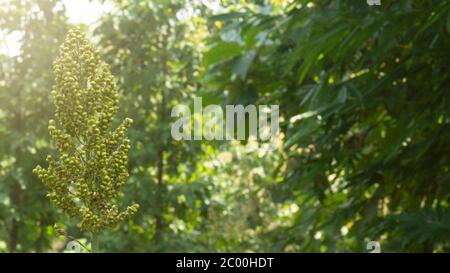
[0,0,449,252]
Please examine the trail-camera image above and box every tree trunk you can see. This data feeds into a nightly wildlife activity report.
[35,217,46,252]
[154,35,168,246]
[91,232,99,253]
[8,181,21,252]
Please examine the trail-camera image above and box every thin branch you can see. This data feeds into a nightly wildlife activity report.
[66,235,91,253]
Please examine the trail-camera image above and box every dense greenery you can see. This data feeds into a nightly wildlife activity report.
[203,0,450,252]
[0,0,449,252]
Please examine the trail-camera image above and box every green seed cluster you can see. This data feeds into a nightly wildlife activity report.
[33,28,139,232]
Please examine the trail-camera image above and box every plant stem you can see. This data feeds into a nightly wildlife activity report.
[91,231,99,253]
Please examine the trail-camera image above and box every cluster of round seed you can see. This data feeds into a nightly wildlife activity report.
[33,28,139,232]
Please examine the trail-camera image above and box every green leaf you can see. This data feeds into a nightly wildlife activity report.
[231,50,256,80]
[209,12,248,23]
[203,42,242,66]
[446,10,450,33]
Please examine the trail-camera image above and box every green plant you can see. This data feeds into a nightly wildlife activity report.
[203,0,450,252]
[33,28,139,252]
[0,0,68,252]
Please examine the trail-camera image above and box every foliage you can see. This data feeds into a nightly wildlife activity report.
[0,0,69,252]
[0,0,449,253]
[93,0,208,251]
[203,0,450,252]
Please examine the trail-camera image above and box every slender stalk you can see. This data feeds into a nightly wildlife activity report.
[91,232,99,253]
[66,236,91,253]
